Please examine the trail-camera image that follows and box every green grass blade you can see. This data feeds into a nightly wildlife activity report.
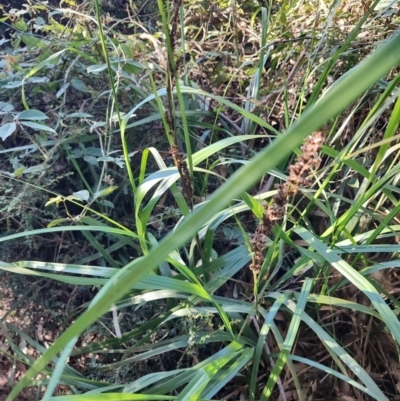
[260,279,312,401]
[249,293,288,401]
[295,226,400,345]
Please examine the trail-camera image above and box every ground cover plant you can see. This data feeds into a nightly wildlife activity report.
[1,0,400,400]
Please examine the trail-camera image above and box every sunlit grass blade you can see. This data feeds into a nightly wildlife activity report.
[176,371,209,401]
[145,342,244,395]
[201,349,254,399]
[42,338,77,401]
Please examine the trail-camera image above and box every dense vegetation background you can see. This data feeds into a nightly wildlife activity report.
[1,0,400,400]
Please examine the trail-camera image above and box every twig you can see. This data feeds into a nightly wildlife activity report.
[112,306,122,339]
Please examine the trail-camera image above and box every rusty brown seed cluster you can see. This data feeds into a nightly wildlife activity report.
[171,145,193,206]
[169,0,182,52]
[249,131,325,273]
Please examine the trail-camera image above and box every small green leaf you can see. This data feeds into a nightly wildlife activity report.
[86,146,103,156]
[70,148,83,158]
[0,123,17,141]
[27,77,50,84]
[56,82,69,98]
[18,110,48,121]
[72,190,90,202]
[67,112,93,118]
[121,60,143,75]
[0,102,14,112]
[87,64,107,74]
[70,78,90,93]
[35,17,46,26]
[83,155,99,166]
[15,20,27,31]
[98,199,114,208]
[97,156,117,162]
[93,186,118,201]
[14,166,25,177]
[21,34,42,48]
[20,121,56,134]
[47,218,71,227]
[3,81,23,89]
